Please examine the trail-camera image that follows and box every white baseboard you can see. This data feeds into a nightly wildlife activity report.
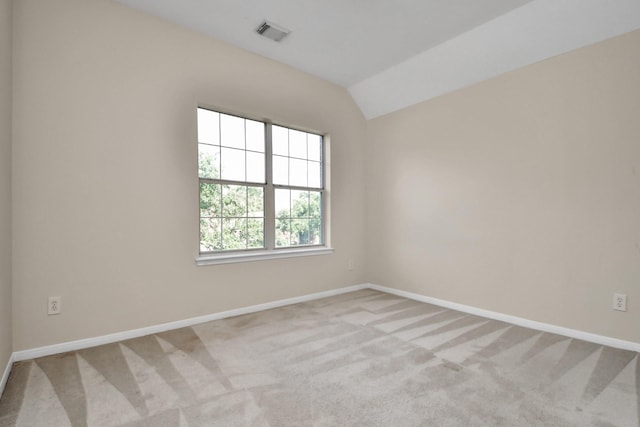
[8,281,640,369]
[367,283,640,353]
[1,352,14,398]
[12,284,369,362]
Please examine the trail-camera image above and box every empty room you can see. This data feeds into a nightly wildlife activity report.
[1,0,640,425]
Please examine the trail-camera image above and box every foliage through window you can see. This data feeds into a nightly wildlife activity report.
[198,108,324,254]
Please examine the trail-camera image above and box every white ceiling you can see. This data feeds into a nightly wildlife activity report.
[113,0,640,119]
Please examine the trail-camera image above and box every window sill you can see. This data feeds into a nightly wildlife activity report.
[196,247,334,266]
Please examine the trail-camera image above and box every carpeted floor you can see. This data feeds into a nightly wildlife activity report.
[0,289,638,426]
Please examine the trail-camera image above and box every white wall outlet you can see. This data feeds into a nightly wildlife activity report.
[48,296,62,315]
[348,260,354,271]
[612,293,627,312]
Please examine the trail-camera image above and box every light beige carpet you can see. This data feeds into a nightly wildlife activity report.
[0,289,638,426]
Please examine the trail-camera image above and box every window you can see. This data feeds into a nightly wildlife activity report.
[197,107,329,264]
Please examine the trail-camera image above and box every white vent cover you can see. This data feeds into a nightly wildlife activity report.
[256,21,290,42]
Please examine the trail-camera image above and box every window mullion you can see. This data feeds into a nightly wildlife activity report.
[264,123,275,250]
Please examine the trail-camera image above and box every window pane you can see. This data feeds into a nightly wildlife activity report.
[276,219,291,247]
[246,151,265,184]
[220,147,246,182]
[222,185,247,217]
[246,120,265,153]
[290,158,307,187]
[291,190,309,219]
[247,218,264,249]
[200,218,222,252]
[272,125,288,156]
[310,191,322,245]
[222,218,247,250]
[247,186,264,217]
[198,144,220,179]
[309,191,322,220]
[200,182,221,217]
[308,134,321,161]
[197,109,219,145]
[308,161,321,188]
[289,129,307,159]
[309,218,322,245]
[290,219,310,246]
[220,114,245,149]
[272,155,288,185]
[275,189,290,218]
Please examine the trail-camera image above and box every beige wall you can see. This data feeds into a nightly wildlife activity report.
[11,0,366,351]
[367,30,640,343]
[0,0,12,368]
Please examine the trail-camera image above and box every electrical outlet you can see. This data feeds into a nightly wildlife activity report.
[348,260,354,271]
[612,293,627,312]
[48,296,62,315]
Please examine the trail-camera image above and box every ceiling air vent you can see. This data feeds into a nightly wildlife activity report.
[256,21,290,42]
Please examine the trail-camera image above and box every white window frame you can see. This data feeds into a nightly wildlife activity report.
[196,107,332,266]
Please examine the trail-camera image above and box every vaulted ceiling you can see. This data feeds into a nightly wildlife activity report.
[113,0,640,119]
